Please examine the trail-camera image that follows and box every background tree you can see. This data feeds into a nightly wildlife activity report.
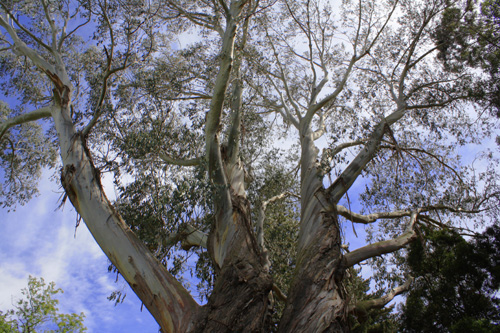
[399,225,500,332]
[0,276,86,333]
[0,0,499,332]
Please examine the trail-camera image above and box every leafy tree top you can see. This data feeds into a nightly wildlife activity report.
[0,276,86,333]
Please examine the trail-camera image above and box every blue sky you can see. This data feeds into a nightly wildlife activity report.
[0,170,160,332]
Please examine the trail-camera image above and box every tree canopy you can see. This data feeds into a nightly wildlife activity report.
[0,0,499,332]
[435,0,500,114]
[0,276,86,333]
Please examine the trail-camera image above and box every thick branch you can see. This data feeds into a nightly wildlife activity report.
[0,14,57,80]
[336,205,412,224]
[327,107,406,203]
[205,0,248,267]
[0,106,53,140]
[0,4,52,52]
[337,203,484,225]
[163,224,208,250]
[344,211,418,267]
[226,16,248,165]
[54,122,199,333]
[159,152,203,166]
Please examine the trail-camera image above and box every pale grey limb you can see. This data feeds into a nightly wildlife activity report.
[159,152,203,166]
[343,211,419,267]
[349,277,413,314]
[0,106,53,140]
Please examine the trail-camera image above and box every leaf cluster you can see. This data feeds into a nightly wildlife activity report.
[435,0,500,115]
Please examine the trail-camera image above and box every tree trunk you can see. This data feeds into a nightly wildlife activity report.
[278,133,348,332]
[190,192,272,332]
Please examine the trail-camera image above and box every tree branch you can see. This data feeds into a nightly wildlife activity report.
[205,0,248,266]
[0,14,57,80]
[326,107,406,203]
[349,277,413,314]
[305,0,399,125]
[159,152,203,166]
[226,15,250,164]
[0,106,53,140]
[336,205,413,224]
[256,191,298,271]
[0,3,52,52]
[163,224,208,250]
[343,211,419,267]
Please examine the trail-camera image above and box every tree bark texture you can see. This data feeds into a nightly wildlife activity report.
[191,191,272,332]
[278,132,348,332]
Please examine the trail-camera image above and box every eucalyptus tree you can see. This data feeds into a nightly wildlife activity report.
[0,0,499,332]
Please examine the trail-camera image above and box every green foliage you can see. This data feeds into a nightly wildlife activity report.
[435,0,500,114]
[0,102,57,210]
[0,276,86,333]
[400,226,500,332]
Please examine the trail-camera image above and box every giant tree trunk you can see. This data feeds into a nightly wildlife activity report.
[190,189,272,332]
[278,132,348,332]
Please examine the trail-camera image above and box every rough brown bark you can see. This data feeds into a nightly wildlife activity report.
[191,192,272,333]
[278,203,347,333]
